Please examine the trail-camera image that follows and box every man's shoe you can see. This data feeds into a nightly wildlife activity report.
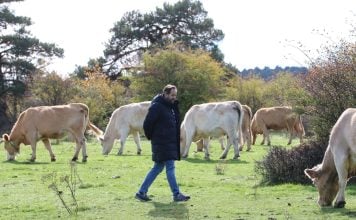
[173,193,190,202]
[135,192,151,202]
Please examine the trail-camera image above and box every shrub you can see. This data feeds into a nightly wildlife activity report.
[255,141,327,185]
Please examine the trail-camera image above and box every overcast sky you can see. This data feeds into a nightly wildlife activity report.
[8,0,356,76]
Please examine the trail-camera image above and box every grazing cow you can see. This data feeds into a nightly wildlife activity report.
[304,108,356,208]
[100,101,150,155]
[2,103,102,162]
[196,104,253,153]
[180,101,243,160]
[251,106,304,146]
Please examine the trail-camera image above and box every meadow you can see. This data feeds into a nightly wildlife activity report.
[1,134,356,220]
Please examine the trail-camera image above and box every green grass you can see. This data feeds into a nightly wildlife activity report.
[1,134,356,219]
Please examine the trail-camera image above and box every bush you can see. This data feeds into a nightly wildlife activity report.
[255,141,327,185]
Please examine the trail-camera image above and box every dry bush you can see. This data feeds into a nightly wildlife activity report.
[255,141,327,185]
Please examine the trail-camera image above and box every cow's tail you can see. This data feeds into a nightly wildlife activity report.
[299,115,305,136]
[76,103,103,138]
[233,102,244,146]
[87,122,103,138]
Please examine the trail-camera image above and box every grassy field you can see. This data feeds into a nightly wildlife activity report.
[1,134,356,220]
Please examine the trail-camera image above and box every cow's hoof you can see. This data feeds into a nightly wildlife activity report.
[181,154,188,159]
[334,201,346,208]
[72,157,78,161]
[137,150,141,155]
[247,148,251,152]
[233,155,240,159]
[51,158,56,162]
[219,155,226,160]
[82,156,88,163]
[117,152,123,156]
[29,158,36,162]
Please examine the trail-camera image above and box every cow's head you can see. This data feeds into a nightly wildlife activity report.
[99,135,115,155]
[305,164,339,206]
[2,134,20,160]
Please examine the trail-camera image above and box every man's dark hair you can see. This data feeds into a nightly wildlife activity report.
[163,84,177,94]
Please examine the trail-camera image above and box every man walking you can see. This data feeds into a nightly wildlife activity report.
[135,84,190,202]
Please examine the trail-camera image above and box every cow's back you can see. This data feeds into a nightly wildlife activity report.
[108,101,150,132]
[330,108,356,152]
[9,103,89,141]
[255,106,293,129]
[185,101,242,135]
[29,104,87,131]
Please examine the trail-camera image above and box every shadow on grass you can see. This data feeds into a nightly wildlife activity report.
[183,157,249,164]
[148,201,189,219]
[320,207,356,218]
[2,160,50,165]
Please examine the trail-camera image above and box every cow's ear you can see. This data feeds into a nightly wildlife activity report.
[2,134,9,142]
[304,168,320,180]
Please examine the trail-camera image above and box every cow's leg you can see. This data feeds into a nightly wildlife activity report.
[71,133,87,162]
[220,141,231,159]
[29,142,37,162]
[231,135,240,159]
[287,131,293,145]
[252,132,257,145]
[196,139,204,152]
[239,133,244,151]
[334,152,348,208]
[219,136,225,150]
[133,131,142,155]
[246,132,252,151]
[220,133,239,159]
[203,138,210,160]
[42,139,56,162]
[80,137,88,162]
[299,132,304,144]
[182,134,193,158]
[117,130,129,155]
[262,126,270,145]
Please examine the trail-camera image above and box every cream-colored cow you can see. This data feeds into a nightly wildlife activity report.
[100,101,150,155]
[195,104,252,155]
[180,101,243,160]
[305,108,356,208]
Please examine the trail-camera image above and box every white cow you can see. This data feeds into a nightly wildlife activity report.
[180,101,243,160]
[305,108,356,208]
[196,104,252,154]
[100,101,150,155]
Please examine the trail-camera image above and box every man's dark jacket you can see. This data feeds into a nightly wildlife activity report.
[143,94,180,162]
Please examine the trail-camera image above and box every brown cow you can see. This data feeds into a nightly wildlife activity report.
[251,106,304,146]
[196,104,253,152]
[305,108,356,208]
[2,103,102,162]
